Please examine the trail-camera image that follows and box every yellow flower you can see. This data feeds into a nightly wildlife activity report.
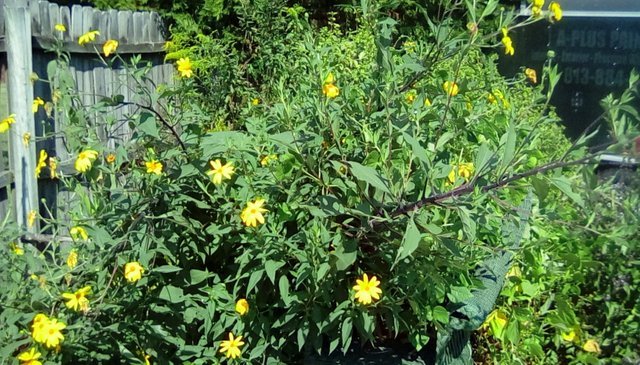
[17,347,42,365]
[52,89,62,104]
[405,90,417,103]
[235,299,249,316]
[443,81,459,96]
[206,159,234,185]
[403,40,417,52]
[260,154,277,166]
[78,30,100,45]
[176,57,193,78]
[124,262,144,283]
[0,114,16,133]
[501,28,515,56]
[105,153,116,164]
[31,314,49,343]
[31,314,66,349]
[562,328,580,343]
[145,160,163,175]
[75,149,98,173]
[488,90,509,108]
[447,162,475,184]
[103,39,119,57]
[322,83,340,98]
[61,285,91,312]
[33,97,45,113]
[70,226,88,241]
[583,339,601,353]
[353,273,382,305]
[219,332,245,359]
[30,72,39,83]
[27,210,37,227]
[532,0,544,7]
[9,242,24,255]
[66,249,78,269]
[49,157,57,179]
[55,23,66,32]
[549,2,562,21]
[525,68,538,83]
[23,132,31,146]
[252,98,260,105]
[424,98,432,107]
[532,6,542,17]
[35,150,47,178]
[240,199,268,227]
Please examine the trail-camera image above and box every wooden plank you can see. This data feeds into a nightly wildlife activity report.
[150,12,164,43]
[92,66,105,142]
[107,9,119,40]
[38,1,50,36]
[0,170,12,188]
[47,2,61,36]
[4,0,39,231]
[0,54,9,173]
[117,10,130,43]
[0,0,5,37]
[133,11,145,44]
[28,0,41,36]
[60,5,71,43]
[70,4,84,43]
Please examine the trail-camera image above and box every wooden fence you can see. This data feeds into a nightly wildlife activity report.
[0,0,173,232]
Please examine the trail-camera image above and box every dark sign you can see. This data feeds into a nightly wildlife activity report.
[501,9,640,143]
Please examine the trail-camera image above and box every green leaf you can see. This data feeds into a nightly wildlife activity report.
[247,270,264,293]
[525,339,545,358]
[137,112,159,138]
[393,218,421,268]
[201,131,247,156]
[432,305,450,324]
[474,143,495,174]
[481,0,499,19]
[447,286,473,303]
[341,317,353,353]
[531,177,549,202]
[435,131,455,152]
[278,275,291,305]
[297,324,309,351]
[153,265,182,273]
[504,320,520,344]
[410,332,430,352]
[403,133,430,164]
[190,269,212,285]
[159,285,185,303]
[549,176,584,208]
[457,207,477,241]
[265,260,285,284]
[347,161,392,195]
[331,239,357,271]
[500,121,516,172]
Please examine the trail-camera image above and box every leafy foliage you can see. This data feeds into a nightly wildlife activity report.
[1,1,638,364]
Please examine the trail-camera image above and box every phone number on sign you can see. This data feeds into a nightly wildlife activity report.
[562,68,628,87]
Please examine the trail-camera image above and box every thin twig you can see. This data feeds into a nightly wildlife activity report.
[120,101,187,152]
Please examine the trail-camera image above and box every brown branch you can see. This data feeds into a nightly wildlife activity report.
[370,154,600,225]
[120,101,188,153]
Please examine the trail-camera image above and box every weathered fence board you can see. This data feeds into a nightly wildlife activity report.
[5,0,38,231]
[0,0,172,229]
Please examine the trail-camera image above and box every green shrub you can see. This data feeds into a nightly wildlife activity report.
[1,1,638,364]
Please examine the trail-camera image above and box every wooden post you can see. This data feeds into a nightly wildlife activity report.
[4,0,38,232]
